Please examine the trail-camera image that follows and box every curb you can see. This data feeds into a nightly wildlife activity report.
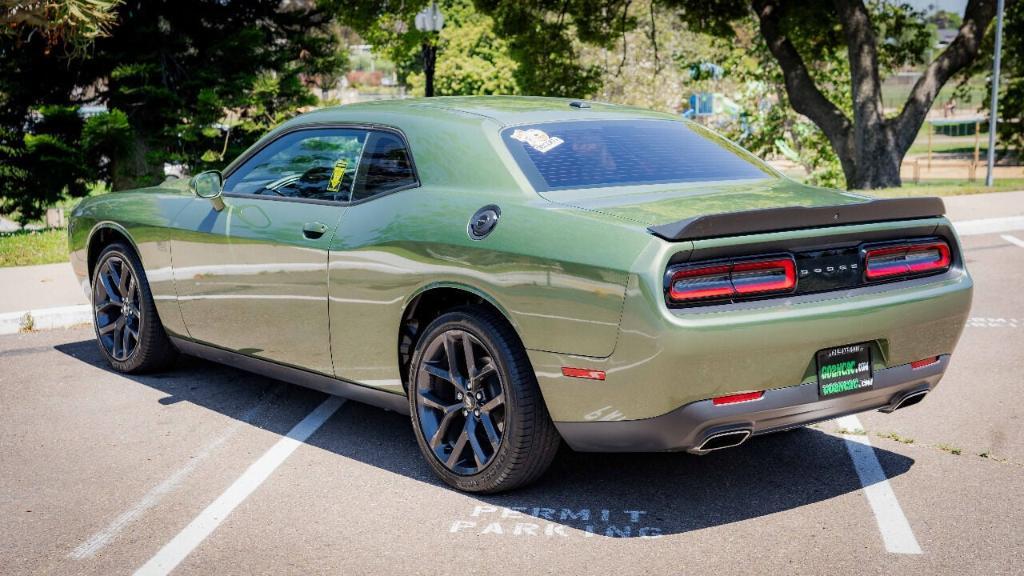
[0,304,92,336]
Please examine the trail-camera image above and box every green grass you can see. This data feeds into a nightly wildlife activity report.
[0,228,68,268]
[907,142,988,156]
[864,178,1024,198]
[877,432,915,444]
[4,181,109,229]
[882,78,988,112]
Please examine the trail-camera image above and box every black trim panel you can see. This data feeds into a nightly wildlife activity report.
[554,356,948,453]
[648,196,946,241]
[170,336,410,415]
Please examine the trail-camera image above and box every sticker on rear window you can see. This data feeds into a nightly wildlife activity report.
[510,128,564,153]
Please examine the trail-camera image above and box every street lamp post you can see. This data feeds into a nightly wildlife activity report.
[415,2,445,97]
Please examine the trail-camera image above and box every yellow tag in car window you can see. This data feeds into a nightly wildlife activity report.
[327,158,349,192]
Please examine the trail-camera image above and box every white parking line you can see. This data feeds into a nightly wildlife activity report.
[1001,234,1024,249]
[967,316,1020,328]
[134,396,345,576]
[69,385,285,560]
[836,415,922,554]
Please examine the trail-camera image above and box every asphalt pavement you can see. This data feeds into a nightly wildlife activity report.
[1,229,1022,575]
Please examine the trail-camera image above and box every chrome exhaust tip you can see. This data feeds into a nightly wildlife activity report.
[693,429,752,453]
[893,390,928,411]
[880,389,929,413]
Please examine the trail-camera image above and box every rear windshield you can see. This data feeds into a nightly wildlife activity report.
[501,119,773,192]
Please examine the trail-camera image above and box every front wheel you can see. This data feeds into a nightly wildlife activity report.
[91,243,178,373]
[408,308,560,493]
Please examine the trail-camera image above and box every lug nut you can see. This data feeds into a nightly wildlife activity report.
[462,409,468,416]
[474,409,480,417]
[476,392,483,401]
[456,392,463,400]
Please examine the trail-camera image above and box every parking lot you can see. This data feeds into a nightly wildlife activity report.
[2,230,1022,575]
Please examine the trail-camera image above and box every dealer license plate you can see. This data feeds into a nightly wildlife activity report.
[817,343,873,398]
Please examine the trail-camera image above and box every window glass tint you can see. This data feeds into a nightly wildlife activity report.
[224,129,367,201]
[502,120,772,192]
[351,132,416,202]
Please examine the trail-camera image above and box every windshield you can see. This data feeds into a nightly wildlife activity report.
[501,119,774,192]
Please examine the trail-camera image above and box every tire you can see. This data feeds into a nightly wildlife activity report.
[408,307,560,493]
[91,243,178,373]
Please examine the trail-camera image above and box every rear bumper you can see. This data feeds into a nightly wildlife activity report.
[554,355,947,453]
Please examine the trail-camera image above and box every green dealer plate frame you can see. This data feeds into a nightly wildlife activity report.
[816,343,873,398]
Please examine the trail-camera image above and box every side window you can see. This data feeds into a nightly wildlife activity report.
[223,129,367,202]
[351,132,417,202]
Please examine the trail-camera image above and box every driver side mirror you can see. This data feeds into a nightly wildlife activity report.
[190,170,225,212]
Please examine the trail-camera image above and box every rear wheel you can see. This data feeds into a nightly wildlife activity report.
[408,307,560,493]
[92,243,177,373]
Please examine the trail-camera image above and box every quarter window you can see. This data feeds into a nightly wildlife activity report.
[351,132,417,202]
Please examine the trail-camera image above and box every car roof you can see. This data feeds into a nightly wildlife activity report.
[290,96,676,128]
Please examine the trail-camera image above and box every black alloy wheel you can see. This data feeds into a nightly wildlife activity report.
[94,254,142,361]
[409,307,560,493]
[91,243,178,373]
[416,329,506,475]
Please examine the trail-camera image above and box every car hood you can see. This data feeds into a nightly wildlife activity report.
[539,178,873,228]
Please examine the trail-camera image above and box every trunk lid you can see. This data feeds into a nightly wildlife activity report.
[539,178,872,228]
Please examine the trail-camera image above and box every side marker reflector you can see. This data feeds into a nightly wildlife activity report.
[910,356,940,369]
[712,391,765,406]
[561,367,606,380]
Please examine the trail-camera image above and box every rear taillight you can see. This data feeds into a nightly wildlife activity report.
[863,240,951,281]
[561,367,606,380]
[668,257,795,303]
[712,391,764,405]
[910,356,940,369]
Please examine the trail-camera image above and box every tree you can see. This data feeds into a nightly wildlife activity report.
[929,9,963,30]
[1,0,348,222]
[0,106,93,221]
[697,21,850,187]
[403,0,518,96]
[475,0,635,97]
[334,0,634,98]
[957,0,1023,158]
[0,1,114,222]
[81,0,345,189]
[1,0,122,55]
[579,0,705,113]
[303,24,351,100]
[664,0,1006,189]
[993,1,1023,156]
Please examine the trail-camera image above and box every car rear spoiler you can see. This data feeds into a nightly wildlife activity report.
[647,196,946,242]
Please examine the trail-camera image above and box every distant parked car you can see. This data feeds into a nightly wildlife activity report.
[69,97,972,492]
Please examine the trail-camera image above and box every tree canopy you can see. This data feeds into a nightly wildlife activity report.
[662,0,1006,189]
[957,1,1023,157]
[1,0,346,222]
[1,0,122,55]
[0,0,1017,223]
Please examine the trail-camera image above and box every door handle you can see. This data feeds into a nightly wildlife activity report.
[302,221,329,239]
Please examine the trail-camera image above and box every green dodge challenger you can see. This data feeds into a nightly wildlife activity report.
[69,96,972,493]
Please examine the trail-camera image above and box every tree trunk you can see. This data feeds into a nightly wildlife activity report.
[753,0,1001,191]
[839,125,903,189]
[112,132,163,191]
